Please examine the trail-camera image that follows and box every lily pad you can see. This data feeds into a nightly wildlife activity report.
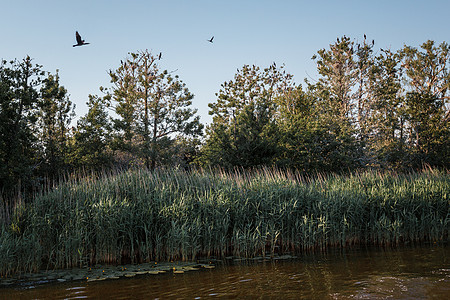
[1,280,15,286]
[72,275,86,281]
[203,265,215,269]
[135,271,147,275]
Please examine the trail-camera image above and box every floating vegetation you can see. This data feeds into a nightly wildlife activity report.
[0,261,217,287]
[0,168,448,278]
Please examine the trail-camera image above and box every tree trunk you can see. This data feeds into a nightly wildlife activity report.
[150,91,160,170]
[144,86,150,169]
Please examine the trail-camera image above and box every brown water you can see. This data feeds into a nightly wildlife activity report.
[1,245,449,299]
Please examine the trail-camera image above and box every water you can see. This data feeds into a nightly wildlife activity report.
[1,245,449,299]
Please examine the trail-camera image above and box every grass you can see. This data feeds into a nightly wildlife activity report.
[0,167,448,276]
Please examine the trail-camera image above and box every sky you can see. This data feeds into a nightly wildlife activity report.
[1,0,449,125]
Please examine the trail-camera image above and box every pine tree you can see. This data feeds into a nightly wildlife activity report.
[202,63,293,168]
[399,40,450,168]
[0,56,43,199]
[38,71,75,177]
[69,95,112,171]
[309,36,362,171]
[107,50,202,169]
[275,85,331,171]
[367,48,405,168]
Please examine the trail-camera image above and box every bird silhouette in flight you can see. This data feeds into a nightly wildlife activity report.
[73,31,90,47]
[207,36,214,43]
[158,52,162,60]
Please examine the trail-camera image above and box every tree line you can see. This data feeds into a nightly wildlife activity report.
[1,37,449,200]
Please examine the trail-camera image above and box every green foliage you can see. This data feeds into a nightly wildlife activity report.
[1,168,448,275]
[69,95,113,171]
[366,48,405,168]
[107,50,203,169]
[404,92,449,167]
[202,37,448,171]
[312,36,357,123]
[276,86,361,172]
[0,57,44,197]
[38,71,75,177]
[202,64,292,167]
[398,41,450,168]
[1,37,449,212]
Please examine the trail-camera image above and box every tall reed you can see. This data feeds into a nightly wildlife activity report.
[1,168,448,276]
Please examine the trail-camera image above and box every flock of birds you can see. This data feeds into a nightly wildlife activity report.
[73,31,214,64]
[73,31,215,57]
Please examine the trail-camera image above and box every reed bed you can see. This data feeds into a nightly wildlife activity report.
[0,168,448,276]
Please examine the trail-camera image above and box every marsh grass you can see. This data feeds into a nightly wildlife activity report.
[0,167,448,276]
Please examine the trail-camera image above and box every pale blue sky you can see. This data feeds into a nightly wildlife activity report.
[1,0,448,125]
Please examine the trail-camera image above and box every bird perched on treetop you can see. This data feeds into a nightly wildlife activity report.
[73,31,90,47]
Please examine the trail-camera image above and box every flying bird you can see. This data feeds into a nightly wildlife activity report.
[207,36,214,43]
[73,31,90,47]
[158,52,162,60]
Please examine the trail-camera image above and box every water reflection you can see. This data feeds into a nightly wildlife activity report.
[1,245,448,299]
[65,286,87,299]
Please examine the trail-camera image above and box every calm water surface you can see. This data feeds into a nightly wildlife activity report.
[1,245,449,299]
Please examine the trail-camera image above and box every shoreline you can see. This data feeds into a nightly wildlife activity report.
[1,169,448,278]
[2,243,447,289]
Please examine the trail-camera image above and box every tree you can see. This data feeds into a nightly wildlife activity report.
[275,85,344,172]
[202,63,293,168]
[355,36,376,145]
[399,41,450,168]
[107,50,203,169]
[38,71,75,177]
[69,95,112,171]
[404,91,449,167]
[172,136,202,169]
[0,56,43,199]
[367,48,406,168]
[312,36,357,125]
[309,37,363,171]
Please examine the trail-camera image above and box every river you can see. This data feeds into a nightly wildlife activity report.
[1,245,448,299]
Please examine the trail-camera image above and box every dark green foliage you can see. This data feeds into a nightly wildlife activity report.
[0,57,43,198]
[1,38,448,195]
[404,92,449,167]
[107,50,203,169]
[277,85,363,172]
[69,95,113,171]
[1,38,449,225]
[201,64,292,168]
[38,71,75,178]
[1,169,447,275]
[202,37,449,171]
